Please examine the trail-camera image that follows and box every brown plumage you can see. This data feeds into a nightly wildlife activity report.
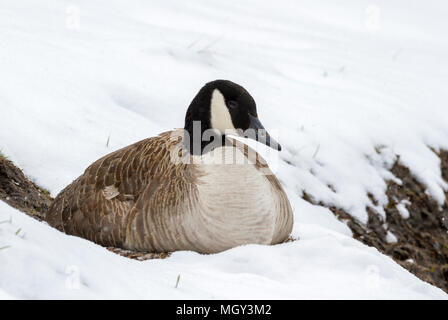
[46,80,294,253]
[47,130,189,249]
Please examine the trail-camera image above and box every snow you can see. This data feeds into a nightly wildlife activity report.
[0,201,444,299]
[1,0,448,299]
[0,287,13,300]
[396,201,411,219]
[386,231,398,244]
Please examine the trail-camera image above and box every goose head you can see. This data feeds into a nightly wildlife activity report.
[184,80,281,155]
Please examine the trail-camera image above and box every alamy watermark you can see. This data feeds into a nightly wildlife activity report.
[65,265,81,290]
[365,4,381,31]
[65,5,81,31]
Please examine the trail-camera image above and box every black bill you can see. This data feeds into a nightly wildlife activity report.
[245,115,282,151]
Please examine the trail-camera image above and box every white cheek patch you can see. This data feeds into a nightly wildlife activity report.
[210,89,236,134]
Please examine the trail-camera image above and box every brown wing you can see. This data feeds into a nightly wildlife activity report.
[45,130,187,247]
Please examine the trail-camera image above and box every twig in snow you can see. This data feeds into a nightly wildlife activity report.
[313,144,320,159]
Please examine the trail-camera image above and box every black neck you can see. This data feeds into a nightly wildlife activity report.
[184,83,225,155]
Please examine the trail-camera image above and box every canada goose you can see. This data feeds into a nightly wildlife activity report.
[46,80,293,253]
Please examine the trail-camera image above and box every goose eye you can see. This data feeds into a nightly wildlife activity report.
[227,100,238,109]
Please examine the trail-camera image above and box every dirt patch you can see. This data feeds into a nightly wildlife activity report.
[303,150,448,293]
[0,157,52,221]
[106,247,171,260]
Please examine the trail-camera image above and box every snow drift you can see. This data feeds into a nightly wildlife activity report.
[1,0,448,298]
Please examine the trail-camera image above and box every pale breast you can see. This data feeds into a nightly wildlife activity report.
[185,144,280,252]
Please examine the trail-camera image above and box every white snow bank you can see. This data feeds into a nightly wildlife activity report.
[0,201,445,299]
[0,0,448,298]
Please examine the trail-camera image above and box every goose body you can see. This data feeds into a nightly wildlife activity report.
[46,80,293,253]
